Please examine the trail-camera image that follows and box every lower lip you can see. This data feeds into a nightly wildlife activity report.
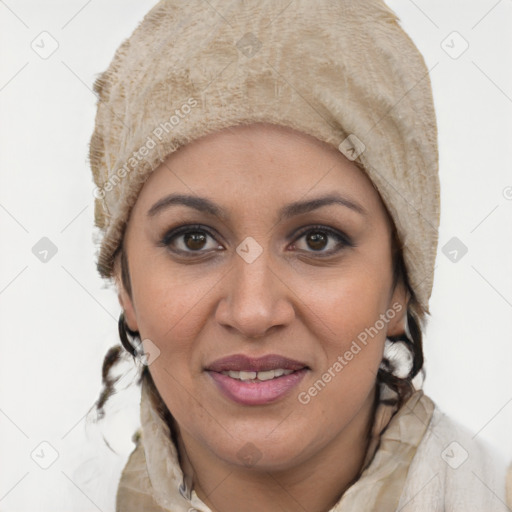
[207,369,308,405]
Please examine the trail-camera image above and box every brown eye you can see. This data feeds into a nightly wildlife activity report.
[292,226,353,255]
[306,231,328,251]
[160,225,222,254]
[183,232,207,250]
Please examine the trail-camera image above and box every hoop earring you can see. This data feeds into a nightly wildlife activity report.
[379,333,414,380]
[118,312,140,358]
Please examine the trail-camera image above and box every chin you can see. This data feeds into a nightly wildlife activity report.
[211,429,311,472]
[230,446,305,473]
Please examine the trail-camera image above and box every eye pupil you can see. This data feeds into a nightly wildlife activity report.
[307,231,327,251]
[185,232,207,250]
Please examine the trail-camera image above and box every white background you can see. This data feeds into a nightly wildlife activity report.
[0,1,511,510]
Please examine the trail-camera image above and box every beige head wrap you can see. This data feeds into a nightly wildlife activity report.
[89,0,440,321]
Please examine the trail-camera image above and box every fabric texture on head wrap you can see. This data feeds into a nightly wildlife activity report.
[89,0,440,321]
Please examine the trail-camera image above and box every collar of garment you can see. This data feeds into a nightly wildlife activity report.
[115,377,435,512]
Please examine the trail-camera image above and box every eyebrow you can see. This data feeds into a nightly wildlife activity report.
[147,193,367,221]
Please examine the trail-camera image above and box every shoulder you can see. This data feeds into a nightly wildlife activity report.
[397,397,509,511]
[508,465,512,508]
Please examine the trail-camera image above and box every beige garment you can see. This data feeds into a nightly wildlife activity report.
[116,378,509,511]
[116,379,435,511]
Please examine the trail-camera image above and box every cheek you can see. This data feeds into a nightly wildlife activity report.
[303,248,393,340]
[130,254,217,339]
[132,268,214,421]
[306,285,387,392]
[296,247,393,385]
[294,277,389,430]
[129,261,219,392]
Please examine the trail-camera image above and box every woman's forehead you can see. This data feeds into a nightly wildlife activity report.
[135,123,382,213]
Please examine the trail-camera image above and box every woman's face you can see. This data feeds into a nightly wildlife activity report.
[118,123,408,471]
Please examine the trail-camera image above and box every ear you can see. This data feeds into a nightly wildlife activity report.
[386,279,410,338]
[113,253,139,332]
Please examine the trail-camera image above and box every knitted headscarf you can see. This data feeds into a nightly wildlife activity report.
[89,0,440,322]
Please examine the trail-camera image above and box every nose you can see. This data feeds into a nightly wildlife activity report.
[214,247,295,339]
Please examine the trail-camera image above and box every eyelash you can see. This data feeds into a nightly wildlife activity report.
[159,224,354,257]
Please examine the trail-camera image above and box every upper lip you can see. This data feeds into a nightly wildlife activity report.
[205,354,309,372]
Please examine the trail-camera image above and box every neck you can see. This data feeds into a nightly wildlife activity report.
[175,386,378,512]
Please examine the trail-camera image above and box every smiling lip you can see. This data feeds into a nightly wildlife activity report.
[205,354,309,405]
[205,354,308,373]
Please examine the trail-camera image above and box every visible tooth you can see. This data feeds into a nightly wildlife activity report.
[221,369,296,381]
[239,371,257,381]
[256,370,275,381]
